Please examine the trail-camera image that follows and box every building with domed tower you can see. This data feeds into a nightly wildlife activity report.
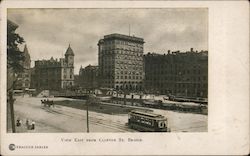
[33,44,75,90]
[62,44,75,88]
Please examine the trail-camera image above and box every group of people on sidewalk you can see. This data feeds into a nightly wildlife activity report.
[16,118,36,130]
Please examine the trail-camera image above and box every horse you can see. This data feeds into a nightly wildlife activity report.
[41,99,54,107]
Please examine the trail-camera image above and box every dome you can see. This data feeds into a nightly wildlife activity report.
[65,44,74,56]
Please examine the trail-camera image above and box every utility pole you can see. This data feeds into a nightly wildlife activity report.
[86,100,89,133]
[86,94,95,133]
[129,24,131,36]
[9,91,16,133]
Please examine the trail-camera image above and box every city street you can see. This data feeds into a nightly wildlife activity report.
[12,96,134,133]
[11,96,207,133]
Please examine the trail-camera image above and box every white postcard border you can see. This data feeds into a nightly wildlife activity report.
[1,1,249,155]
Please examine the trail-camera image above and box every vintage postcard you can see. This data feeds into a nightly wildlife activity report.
[0,0,249,155]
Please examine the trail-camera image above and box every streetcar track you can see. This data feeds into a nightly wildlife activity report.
[17,99,134,132]
[18,100,132,132]
[16,99,206,132]
[41,105,136,132]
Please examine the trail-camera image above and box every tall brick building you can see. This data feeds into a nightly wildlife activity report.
[144,48,208,98]
[33,44,74,90]
[98,33,144,91]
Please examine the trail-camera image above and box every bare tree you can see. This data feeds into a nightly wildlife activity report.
[7,20,25,133]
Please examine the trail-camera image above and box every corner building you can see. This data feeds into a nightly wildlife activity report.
[34,44,74,90]
[98,34,144,91]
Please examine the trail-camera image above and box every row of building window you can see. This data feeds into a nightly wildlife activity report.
[115,55,143,59]
[117,71,142,75]
[63,68,74,73]
[63,74,73,79]
[146,83,207,88]
[116,75,143,80]
[115,66,143,70]
[101,45,143,50]
[99,52,143,58]
[63,82,73,86]
[146,69,206,75]
[146,76,207,81]
[101,66,143,71]
[102,80,142,84]
[100,70,142,75]
[100,54,143,62]
[100,49,143,55]
[114,85,142,90]
[101,61,143,66]
[104,40,143,48]
[145,63,204,68]
[115,81,143,84]
[116,60,143,65]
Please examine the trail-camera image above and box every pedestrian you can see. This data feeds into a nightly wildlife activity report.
[25,119,29,126]
[16,118,21,127]
[26,119,31,130]
[52,100,54,107]
[19,119,22,126]
[31,121,35,130]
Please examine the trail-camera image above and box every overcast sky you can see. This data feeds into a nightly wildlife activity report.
[8,8,208,74]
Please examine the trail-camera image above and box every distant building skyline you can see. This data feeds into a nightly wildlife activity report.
[8,8,208,74]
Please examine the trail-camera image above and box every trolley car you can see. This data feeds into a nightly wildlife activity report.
[128,110,170,132]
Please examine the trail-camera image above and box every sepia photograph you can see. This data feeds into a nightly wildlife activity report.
[1,1,249,155]
[7,8,208,133]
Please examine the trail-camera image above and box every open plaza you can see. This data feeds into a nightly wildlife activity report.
[9,95,207,133]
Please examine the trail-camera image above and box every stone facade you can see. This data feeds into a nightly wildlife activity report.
[98,33,144,91]
[30,67,35,89]
[79,65,99,89]
[15,45,31,90]
[144,48,208,98]
[33,44,74,90]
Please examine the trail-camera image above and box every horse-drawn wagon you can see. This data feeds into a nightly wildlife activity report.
[41,99,54,107]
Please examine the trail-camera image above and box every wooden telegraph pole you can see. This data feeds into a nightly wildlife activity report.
[9,91,16,133]
[85,94,98,133]
[86,97,89,133]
